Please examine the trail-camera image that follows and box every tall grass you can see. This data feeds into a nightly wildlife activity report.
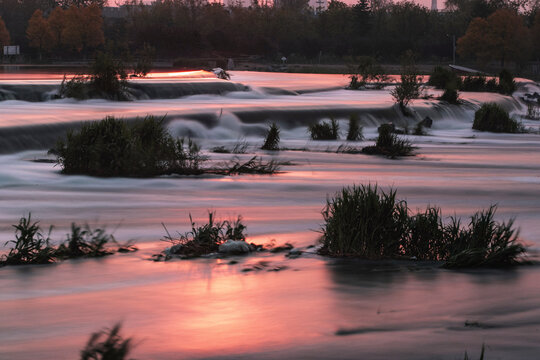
[221,156,282,175]
[55,223,116,259]
[80,323,132,360]
[320,184,407,258]
[309,118,339,140]
[319,185,527,268]
[261,122,281,150]
[161,212,247,258]
[1,215,123,267]
[1,214,55,265]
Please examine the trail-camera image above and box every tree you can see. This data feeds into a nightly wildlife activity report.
[48,7,66,50]
[62,4,104,56]
[0,16,10,49]
[532,11,540,59]
[26,9,53,61]
[457,9,531,66]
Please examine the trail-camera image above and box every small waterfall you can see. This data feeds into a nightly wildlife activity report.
[0,81,250,102]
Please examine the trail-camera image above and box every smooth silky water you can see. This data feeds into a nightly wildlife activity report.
[0,71,539,359]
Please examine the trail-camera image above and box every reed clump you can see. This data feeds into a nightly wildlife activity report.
[0,214,127,267]
[55,223,116,259]
[473,103,521,133]
[309,118,339,140]
[261,122,281,150]
[221,156,282,175]
[1,214,55,265]
[361,123,415,158]
[319,184,526,268]
[81,323,132,360]
[50,115,207,177]
[160,212,248,259]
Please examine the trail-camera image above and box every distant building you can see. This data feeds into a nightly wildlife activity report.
[431,0,437,11]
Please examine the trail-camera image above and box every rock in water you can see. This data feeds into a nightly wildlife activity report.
[219,240,252,254]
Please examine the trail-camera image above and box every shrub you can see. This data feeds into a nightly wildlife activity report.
[428,66,460,89]
[161,212,247,258]
[60,52,128,100]
[50,115,207,177]
[391,72,422,109]
[440,87,460,104]
[391,52,422,110]
[1,214,55,266]
[261,122,280,150]
[473,103,520,133]
[361,123,415,158]
[319,185,527,268]
[460,74,487,92]
[309,118,339,140]
[498,69,516,95]
[347,56,388,89]
[132,43,155,77]
[346,114,363,141]
[80,323,132,360]
[55,223,115,259]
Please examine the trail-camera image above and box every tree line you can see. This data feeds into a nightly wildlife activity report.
[1,0,540,72]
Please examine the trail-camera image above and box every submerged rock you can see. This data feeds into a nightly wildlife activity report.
[219,240,253,254]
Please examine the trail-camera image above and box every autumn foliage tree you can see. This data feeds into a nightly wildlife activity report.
[62,4,104,56]
[27,9,53,60]
[0,16,9,50]
[457,9,531,66]
[48,7,67,51]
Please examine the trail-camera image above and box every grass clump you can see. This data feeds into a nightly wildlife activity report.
[444,206,525,268]
[319,184,527,268]
[160,212,248,259]
[221,156,282,175]
[50,115,207,177]
[55,223,116,259]
[261,122,281,150]
[81,323,132,360]
[319,184,407,258]
[361,123,415,158]
[211,140,248,154]
[473,103,521,133]
[1,215,125,267]
[1,214,55,265]
[346,114,363,141]
[309,118,339,140]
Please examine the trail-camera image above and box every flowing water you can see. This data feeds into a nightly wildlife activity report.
[0,71,539,359]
